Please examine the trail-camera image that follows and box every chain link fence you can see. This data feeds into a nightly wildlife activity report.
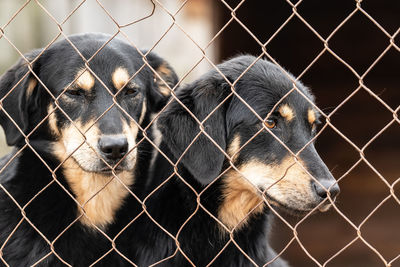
[0,0,399,266]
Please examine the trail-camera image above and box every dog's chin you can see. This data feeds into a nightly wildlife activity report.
[262,193,327,217]
[72,158,136,175]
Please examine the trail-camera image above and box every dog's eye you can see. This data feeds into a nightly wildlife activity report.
[264,119,276,129]
[125,88,138,96]
[66,89,84,97]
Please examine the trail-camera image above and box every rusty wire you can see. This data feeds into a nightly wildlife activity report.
[0,0,399,266]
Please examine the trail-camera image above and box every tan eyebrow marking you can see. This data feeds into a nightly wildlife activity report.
[26,78,37,99]
[75,69,95,91]
[112,67,130,90]
[308,109,316,125]
[279,104,294,121]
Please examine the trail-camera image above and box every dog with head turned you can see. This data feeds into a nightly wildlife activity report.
[0,33,177,266]
[130,55,340,266]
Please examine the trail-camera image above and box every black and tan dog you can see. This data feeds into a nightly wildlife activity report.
[130,55,340,266]
[0,33,177,266]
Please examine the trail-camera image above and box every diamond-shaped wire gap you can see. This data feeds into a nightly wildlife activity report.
[0,2,60,71]
[326,89,394,148]
[94,0,157,27]
[277,240,321,267]
[224,0,328,88]
[0,0,31,29]
[296,0,356,38]
[3,1,65,48]
[35,0,84,30]
[215,0,292,60]
[363,123,400,185]
[264,16,324,77]
[138,174,187,266]
[337,160,390,227]
[324,238,388,267]
[169,0,228,64]
[359,196,400,265]
[363,47,400,110]
[139,2,232,84]
[300,55,363,109]
[5,179,73,266]
[312,126,360,198]
[293,208,359,265]
[124,21,213,83]
[99,2,172,46]
[55,0,119,35]
[24,178,117,265]
[328,11,391,75]
[361,0,400,36]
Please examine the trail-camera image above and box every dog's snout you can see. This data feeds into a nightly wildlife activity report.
[98,135,129,161]
[313,179,340,200]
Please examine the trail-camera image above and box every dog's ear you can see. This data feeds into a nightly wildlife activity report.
[143,51,178,111]
[0,50,42,146]
[158,74,232,185]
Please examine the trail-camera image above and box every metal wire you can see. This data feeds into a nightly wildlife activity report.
[0,0,398,266]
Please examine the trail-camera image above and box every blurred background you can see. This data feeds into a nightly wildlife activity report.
[0,0,399,266]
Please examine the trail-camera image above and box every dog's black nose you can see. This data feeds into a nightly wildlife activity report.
[98,135,129,161]
[313,179,340,199]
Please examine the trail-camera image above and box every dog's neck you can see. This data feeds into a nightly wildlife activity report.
[218,169,265,231]
[53,142,134,229]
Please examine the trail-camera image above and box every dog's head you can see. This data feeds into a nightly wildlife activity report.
[158,55,339,221]
[0,33,177,174]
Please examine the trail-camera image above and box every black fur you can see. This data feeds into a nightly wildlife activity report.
[127,55,339,266]
[0,33,177,266]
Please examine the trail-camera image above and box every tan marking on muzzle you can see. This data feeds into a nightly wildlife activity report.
[112,67,130,90]
[279,104,294,121]
[75,69,95,91]
[308,108,316,125]
[219,157,320,230]
[52,120,136,228]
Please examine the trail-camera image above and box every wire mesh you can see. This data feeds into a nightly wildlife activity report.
[0,0,399,266]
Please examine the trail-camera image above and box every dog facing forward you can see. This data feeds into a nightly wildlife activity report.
[130,55,340,266]
[0,33,177,266]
